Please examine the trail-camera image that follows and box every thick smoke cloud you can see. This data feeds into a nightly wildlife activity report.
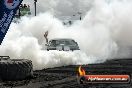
[0,0,132,70]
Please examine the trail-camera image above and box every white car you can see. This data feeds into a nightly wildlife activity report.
[45,38,80,51]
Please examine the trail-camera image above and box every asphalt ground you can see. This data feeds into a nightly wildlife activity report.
[1,58,132,88]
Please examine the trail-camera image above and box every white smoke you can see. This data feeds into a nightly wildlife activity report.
[23,0,92,17]
[0,0,132,70]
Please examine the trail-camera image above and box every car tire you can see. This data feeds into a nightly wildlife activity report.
[0,59,33,81]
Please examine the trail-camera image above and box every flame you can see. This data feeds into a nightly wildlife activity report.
[78,66,86,76]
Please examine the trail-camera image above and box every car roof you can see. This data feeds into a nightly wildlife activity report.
[49,38,75,41]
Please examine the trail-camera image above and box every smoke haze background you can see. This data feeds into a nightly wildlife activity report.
[0,0,132,70]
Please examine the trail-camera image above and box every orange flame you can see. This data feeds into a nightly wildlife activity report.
[78,66,86,76]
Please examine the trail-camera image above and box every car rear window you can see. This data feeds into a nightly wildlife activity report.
[50,40,77,46]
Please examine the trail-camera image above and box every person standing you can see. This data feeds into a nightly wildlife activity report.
[44,31,48,44]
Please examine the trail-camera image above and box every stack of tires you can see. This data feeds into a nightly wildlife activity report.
[0,56,33,81]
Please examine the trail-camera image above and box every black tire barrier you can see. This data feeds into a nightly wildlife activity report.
[0,59,33,81]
